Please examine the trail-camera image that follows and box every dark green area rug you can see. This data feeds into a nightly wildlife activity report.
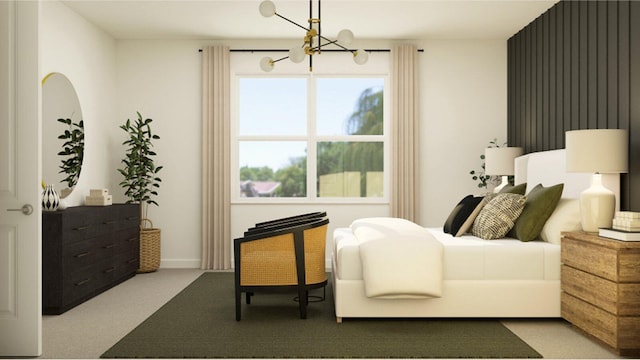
[101,272,541,358]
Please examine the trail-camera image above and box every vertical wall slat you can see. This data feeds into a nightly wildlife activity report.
[597,1,608,128]
[578,1,588,130]
[587,1,598,129]
[549,6,558,149]
[607,1,619,128]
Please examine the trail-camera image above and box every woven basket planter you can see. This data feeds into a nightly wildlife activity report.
[138,218,161,273]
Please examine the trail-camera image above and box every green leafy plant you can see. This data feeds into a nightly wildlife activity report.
[118,112,163,223]
[469,138,505,189]
[57,118,84,188]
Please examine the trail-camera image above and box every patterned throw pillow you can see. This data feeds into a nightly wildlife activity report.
[472,193,527,240]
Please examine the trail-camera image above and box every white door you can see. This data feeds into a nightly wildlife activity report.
[0,0,42,356]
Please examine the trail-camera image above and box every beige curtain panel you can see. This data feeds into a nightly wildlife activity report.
[391,44,420,222]
[201,45,232,270]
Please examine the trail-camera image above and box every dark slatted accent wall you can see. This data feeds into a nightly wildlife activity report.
[507,0,640,211]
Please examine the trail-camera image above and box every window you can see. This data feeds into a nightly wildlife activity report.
[235,76,387,202]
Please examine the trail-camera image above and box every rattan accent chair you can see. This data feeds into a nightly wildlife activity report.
[234,215,329,321]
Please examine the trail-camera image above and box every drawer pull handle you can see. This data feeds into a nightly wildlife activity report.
[126,258,137,264]
[126,237,137,242]
[75,278,91,286]
[75,251,91,258]
[103,220,116,225]
[127,216,139,221]
[104,267,116,273]
[103,243,117,249]
[74,226,90,231]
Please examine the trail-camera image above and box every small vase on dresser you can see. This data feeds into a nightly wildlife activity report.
[41,184,60,211]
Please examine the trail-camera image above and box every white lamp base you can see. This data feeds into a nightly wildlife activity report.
[493,176,510,193]
[580,173,616,232]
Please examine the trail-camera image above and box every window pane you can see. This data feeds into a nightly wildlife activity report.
[317,78,384,136]
[317,141,383,197]
[239,78,307,136]
[239,141,307,197]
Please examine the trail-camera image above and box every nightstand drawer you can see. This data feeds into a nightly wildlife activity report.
[561,232,640,283]
[562,292,640,355]
[562,265,640,316]
[561,236,619,281]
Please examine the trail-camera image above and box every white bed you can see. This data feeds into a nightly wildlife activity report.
[331,149,620,322]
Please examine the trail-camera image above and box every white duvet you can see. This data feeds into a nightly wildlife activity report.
[351,218,444,299]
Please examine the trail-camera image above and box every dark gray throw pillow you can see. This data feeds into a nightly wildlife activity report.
[443,195,485,236]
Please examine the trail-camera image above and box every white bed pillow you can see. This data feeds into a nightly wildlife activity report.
[539,198,582,245]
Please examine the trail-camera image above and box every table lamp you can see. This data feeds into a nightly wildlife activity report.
[484,147,524,192]
[566,129,628,232]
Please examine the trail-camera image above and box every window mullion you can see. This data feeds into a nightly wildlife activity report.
[307,75,318,199]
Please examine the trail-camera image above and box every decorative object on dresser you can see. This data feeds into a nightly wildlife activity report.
[41,183,60,212]
[484,146,523,192]
[42,204,140,314]
[118,112,163,273]
[565,129,628,232]
[560,231,640,356]
[85,188,113,206]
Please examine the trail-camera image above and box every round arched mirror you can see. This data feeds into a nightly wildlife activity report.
[42,73,84,199]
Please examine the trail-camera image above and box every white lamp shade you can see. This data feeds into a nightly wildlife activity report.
[259,1,276,17]
[337,29,354,46]
[288,47,306,63]
[259,57,274,72]
[566,129,628,173]
[484,147,523,176]
[353,49,368,65]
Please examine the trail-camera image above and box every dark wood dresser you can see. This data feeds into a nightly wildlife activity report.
[42,204,140,314]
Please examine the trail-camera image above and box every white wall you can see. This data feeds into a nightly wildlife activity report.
[40,2,508,268]
[41,0,117,208]
[419,39,507,227]
[113,38,508,268]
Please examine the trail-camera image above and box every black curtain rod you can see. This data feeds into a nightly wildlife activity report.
[198,48,424,53]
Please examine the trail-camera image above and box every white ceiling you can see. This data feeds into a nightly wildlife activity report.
[60,0,558,41]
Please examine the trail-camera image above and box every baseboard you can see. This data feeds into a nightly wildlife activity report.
[160,259,201,269]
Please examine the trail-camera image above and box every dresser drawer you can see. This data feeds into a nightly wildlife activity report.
[562,236,619,281]
[561,232,640,283]
[562,292,640,355]
[562,265,640,316]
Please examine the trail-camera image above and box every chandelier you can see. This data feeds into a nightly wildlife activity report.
[258,0,369,72]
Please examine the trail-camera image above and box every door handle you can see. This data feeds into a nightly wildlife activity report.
[6,204,34,215]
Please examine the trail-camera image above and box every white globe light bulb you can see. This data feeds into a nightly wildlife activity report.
[353,49,368,65]
[259,1,276,17]
[260,57,275,72]
[337,29,354,46]
[289,47,306,63]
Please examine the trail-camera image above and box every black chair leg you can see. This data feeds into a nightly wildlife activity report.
[298,289,308,319]
[235,288,242,321]
[246,292,253,304]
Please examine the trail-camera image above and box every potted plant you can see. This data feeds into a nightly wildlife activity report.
[118,112,163,273]
[57,118,84,198]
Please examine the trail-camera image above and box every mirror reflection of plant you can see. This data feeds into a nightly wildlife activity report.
[57,118,84,188]
[118,112,163,224]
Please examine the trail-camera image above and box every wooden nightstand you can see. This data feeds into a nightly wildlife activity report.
[561,231,640,356]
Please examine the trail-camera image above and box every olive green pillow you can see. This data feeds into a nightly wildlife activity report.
[509,183,564,242]
[499,182,527,195]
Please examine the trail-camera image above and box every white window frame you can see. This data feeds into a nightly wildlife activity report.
[231,54,390,204]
